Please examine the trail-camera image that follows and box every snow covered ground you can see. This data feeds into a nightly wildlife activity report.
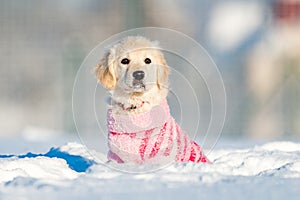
[1,137,300,200]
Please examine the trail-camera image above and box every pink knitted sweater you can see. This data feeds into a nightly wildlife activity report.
[107,101,210,164]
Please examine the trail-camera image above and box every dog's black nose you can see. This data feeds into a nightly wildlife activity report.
[133,71,145,80]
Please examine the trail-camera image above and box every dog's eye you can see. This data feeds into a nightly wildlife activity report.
[144,58,151,64]
[121,58,130,65]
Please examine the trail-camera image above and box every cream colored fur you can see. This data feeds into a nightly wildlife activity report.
[95,36,170,114]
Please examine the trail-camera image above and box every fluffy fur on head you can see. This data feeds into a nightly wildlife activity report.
[95,36,170,114]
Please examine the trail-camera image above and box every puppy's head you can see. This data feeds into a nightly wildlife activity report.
[95,36,169,93]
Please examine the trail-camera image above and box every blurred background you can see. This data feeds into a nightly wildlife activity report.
[0,0,300,141]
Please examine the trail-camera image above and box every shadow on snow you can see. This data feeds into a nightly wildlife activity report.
[0,147,95,172]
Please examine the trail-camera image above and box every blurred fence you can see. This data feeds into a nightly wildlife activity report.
[0,0,299,139]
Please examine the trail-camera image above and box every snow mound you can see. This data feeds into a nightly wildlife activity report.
[0,142,95,184]
[0,156,78,183]
[259,141,300,152]
[1,141,300,199]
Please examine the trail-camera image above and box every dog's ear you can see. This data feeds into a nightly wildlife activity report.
[157,52,170,90]
[95,51,117,90]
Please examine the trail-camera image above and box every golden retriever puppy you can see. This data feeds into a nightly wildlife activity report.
[95,36,210,164]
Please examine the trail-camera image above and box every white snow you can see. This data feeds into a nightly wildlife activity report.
[1,140,300,199]
[0,157,79,183]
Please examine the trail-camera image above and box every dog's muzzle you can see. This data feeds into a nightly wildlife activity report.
[132,70,145,90]
[133,70,145,80]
